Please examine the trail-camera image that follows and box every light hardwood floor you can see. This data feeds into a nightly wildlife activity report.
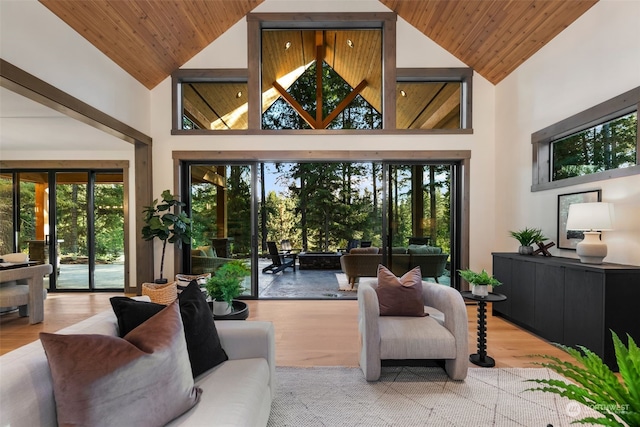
[0,293,574,367]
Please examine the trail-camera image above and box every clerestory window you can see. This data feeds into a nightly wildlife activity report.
[172,13,473,134]
[531,87,639,191]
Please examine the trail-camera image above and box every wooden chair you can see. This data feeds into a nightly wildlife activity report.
[262,241,296,274]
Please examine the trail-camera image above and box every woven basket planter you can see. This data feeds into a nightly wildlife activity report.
[142,281,178,305]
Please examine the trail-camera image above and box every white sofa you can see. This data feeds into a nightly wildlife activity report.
[0,300,276,427]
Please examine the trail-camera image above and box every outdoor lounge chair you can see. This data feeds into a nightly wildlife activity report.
[262,241,296,274]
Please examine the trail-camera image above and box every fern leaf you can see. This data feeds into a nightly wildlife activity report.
[613,332,640,412]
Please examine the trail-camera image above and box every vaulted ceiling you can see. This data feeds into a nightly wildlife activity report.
[39,0,598,89]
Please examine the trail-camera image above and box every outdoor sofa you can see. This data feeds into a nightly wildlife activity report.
[340,245,448,288]
[191,245,234,274]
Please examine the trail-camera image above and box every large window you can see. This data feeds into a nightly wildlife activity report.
[396,68,473,130]
[552,111,637,180]
[0,166,128,291]
[532,87,640,191]
[172,70,248,131]
[172,13,473,134]
[261,29,382,130]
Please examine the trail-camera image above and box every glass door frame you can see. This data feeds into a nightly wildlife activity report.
[181,160,259,299]
[175,151,470,295]
[0,164,129,292]
[382,160,463,290]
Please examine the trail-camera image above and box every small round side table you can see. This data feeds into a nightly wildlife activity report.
[461,291,507,367]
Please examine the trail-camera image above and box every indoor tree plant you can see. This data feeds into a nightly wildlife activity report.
[205,260,250,316]
[509,227,547,255]
[526,331,640,426]
[458,268,502,297]
[142,190,191,284]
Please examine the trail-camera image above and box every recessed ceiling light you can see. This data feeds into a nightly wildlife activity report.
[236,91,243,98]
[285,41,292,50]
[347,39,354,48]
[400,90,407,97]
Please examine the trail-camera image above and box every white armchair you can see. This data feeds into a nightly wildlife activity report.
[358,279,468,381]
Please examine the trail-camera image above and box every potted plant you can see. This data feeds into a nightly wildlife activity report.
[526,331,639,426]
[509,227,546,255]
[205,260,250,316]
[142,190,191,284]
[458,268,502,297]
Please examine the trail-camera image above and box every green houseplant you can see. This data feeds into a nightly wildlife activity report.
[205,260,250,316]
[458,268,502,297]
[509,227,547,255]
[526,331,640,426]
[142,190,191,283]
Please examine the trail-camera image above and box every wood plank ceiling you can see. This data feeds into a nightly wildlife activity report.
[380,0,599,85]
[36,0,597,130]
[38,0,598,89]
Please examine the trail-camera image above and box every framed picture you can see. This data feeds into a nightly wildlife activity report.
[557,190,602,250]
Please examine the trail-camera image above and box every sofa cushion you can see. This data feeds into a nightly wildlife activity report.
[407,244,442,254]
[167,358,271,426]
[391,247,407,254]
[40,301,201,427]
[110,280,228,378]
[350,247,379,254]
[375,265,426,317]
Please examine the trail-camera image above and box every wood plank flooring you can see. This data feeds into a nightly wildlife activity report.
[0,293,574,367]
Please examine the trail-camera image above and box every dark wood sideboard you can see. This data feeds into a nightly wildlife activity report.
[492,252,640,370]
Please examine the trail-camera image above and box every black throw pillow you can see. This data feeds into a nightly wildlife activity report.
[177,279,228,377]
[109,280,228,378]
[110,296,165,336]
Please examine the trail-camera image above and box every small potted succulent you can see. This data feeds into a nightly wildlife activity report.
[509,227,546,255]
[458,268,502,297]
[205,260,250,316]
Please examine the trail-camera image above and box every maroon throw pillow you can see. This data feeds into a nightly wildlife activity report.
[375,265,426,316]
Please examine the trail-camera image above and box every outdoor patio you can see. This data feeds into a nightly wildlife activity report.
[257,257,450,299]
[46,257,450,299]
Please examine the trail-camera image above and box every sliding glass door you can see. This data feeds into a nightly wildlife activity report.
[180,159,462,298]
[386,162,456,286]
[186,163,256,297]
[0,169,125,291]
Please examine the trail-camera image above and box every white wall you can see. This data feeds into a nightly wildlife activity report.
[0,0,149,287]
[0,0,150,133]
[495,0,640,266]
[149,0,498,280]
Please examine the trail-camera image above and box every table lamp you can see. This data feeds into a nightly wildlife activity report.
[566,202,614,264]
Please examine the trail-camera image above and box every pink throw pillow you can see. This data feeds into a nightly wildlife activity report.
[376,265,426,316]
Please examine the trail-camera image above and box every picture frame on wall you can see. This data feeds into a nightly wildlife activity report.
[557,189,602,250]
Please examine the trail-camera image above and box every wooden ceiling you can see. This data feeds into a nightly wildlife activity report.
[39,0,263,89]
[38,0,598,89]
[381,0,598,85]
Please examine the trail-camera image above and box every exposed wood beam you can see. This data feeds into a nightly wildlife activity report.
[0,59,151,146]
[315,31,324,126]
[272,80,317,129]
[322,79,368,128]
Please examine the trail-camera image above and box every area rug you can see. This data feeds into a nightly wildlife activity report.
[268,366,600,426]
[335,273,357,291]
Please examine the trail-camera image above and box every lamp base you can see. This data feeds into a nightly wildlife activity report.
[576,231,607,264]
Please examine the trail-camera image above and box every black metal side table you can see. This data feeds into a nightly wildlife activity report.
[461,291,507,367]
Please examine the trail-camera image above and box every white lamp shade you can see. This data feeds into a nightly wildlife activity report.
[566,202,614,231]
